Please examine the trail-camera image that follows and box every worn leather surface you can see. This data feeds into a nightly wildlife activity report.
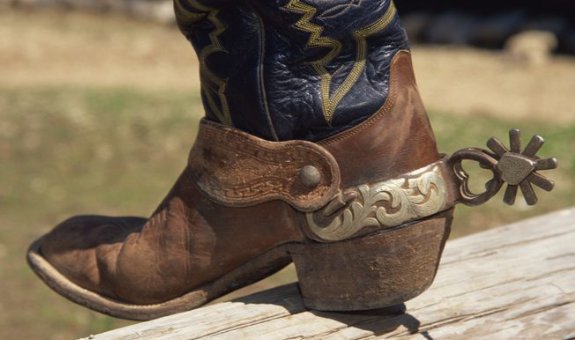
[320,51,439,187]
[37,50,444,306]
[175,0,409,141]
[189,119,340,211]
[41,170,305,304]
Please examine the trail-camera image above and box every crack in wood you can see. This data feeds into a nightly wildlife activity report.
[301,323,356,339]
[526,266,575,282]
[550,283,568,294]
[505,299,575,322]
[458,228,575,260]
[188,312,291,339]
[440,278,526,299]
[441,250,498,266]
[386,306,510,338]
[547,252,575,261]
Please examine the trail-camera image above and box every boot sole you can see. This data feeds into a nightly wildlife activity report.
[27,211,451,320]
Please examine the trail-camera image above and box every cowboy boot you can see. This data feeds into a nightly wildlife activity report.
[28,0,557,320]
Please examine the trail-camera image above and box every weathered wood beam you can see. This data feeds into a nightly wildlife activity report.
[90,208,575,339]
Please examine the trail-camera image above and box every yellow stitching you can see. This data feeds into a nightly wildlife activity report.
[199,8,233,126]
[336,1,397,111]
[285,0,342,123]
[255,14,279,140]
[285,1,397,124]
[174,0,205,23]
[177,0,233,126]
[284,1,342,63]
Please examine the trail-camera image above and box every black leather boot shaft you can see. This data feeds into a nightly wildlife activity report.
[175,0,409,141]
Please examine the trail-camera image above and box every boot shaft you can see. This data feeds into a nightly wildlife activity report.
[175,0,410,141]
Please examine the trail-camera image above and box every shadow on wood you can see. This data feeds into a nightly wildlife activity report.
[236,284,422,337]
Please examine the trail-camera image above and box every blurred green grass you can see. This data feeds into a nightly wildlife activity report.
[0,86,200,338]
[0,86,573,339]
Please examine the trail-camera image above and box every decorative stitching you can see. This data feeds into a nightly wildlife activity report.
[284,0,397,124]
[176,0,233,126]
[189,120,341,211]
[318,49,407,147]
[174,0,205,23]
[254,12,279,141]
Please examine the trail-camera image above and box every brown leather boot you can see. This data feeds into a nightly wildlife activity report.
[28,50,457,319]
[28,0,557,321]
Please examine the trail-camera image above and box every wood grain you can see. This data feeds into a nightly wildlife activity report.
[88,208,575,339]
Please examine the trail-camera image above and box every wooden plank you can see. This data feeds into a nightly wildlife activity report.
[88,208,575,339]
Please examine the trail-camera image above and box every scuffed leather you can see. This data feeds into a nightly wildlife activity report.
[320,50,439,188]
[41,168,305,304]
[189,119,341,211]
[176,0,409,141]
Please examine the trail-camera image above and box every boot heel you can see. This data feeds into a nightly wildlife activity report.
[290,212,452,311]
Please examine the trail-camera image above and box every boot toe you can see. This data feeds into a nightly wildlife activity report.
[38,215,147,300]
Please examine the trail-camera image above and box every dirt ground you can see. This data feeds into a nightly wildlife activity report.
[2,10,575,123]
[0,10,198,90]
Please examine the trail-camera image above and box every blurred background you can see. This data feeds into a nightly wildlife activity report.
[1,1,574,338]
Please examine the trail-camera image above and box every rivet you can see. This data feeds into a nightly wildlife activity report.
[299,165,321,188]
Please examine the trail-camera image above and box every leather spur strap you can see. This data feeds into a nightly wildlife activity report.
[188,119,341,212]
[190,122,557,243]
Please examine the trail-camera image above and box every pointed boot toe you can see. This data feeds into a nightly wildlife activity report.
[28,216,150,312]
[28,166,303,320]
